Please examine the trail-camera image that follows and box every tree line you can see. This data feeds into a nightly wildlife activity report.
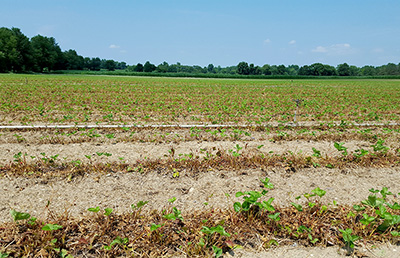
[1,27,399,76]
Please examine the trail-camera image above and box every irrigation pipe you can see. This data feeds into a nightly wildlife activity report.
[0,121,399,130]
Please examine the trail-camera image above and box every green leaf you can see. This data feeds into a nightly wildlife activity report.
[369,188,380,194]
[387,202,400,210]
[131,201,149,210]
[268,212,281,222]
[297,225,311,233]
[150,223,163,231]
[104,208,113,216]
[42,223,62,231]
[380,187,393,199]
[201,225,231,237]
[353,204,366,211]
[360,213,375,226]
[168,197,176,203]
[0,253,9,258]
[110,236,128,246]
[291,202,303,211]
[163,213,176,220]
[233,202,241,212]
[311,187,326,198]
[235,191,245,197]
[391,231,400,237]
[198,238,205,247]
[260,177,274,189]
[212,246,223,258]
[10,209,30,221]
[87,206,100,212]
[28,217,37,226]
[334,142,348,156]
[260,198,275,211]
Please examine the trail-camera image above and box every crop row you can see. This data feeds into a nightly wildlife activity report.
[1,139,399,179]
[1,177,399,257]
[2,124,400,145]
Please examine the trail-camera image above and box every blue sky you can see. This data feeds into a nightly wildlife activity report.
[2,0,399,67]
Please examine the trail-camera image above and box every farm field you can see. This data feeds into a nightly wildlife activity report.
[1,74,400,257]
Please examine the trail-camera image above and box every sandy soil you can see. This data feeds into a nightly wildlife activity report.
[2,166,400,224]
[1,134,400,257]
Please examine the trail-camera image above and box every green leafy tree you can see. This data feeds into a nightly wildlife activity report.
[104,59,116,71]
[276,64,286,75]
[360,65,376,76]
[261,64,272,75]
[237,61,249,75]
[31,35,63,72]
[156,61,169,73]
[133,63,144,72]
[337,63,351,76]
[207,63,215,73]
[143,61,156,72]
[89,57,102,71]
[0,27,33,72]
[63,49,84,70]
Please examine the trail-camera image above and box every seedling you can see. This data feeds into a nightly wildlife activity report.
[163,207,183,221]
[103,236,129,250]
[42,224,63,231]
[10,209,30,221]
[339,228,360,249]
[150,223,164,231]
[131,201,148,211]
[234,177,275,213]
[371,139,389,153]
[312,147,321,158]
[334,142,348,156]
[104,208,113,216]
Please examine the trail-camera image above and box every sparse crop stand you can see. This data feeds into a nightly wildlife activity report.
[0,74,400,257]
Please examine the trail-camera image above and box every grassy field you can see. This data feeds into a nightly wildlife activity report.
[1,74,400,257]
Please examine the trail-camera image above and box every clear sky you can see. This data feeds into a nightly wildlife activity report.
[2,0,399,67]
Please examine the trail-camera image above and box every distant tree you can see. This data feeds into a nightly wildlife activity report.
[261,64,272,75]
[298,65,311,76]
[237,61,249,75]
[276,64,286,75]
[63,49,84,70]
[270,65,279,75]
[248,63,261,75]
[11,27,32,72]
[31,35,63,72]
[337,63,350,76]
[115,61,127,70]
[167,64,178,73]
[298,63,337,76]
[89,57,102,71]
[191,65,207,73]
[0,27,16,72]
[0,27,32,72]
[349,65,360,76]
[156,61,169,73]
[134,63,144,72]
[207,64,215,73]
[104,59,116,71]
[380,63,399,75]
[287,65,299,76]
[360,65,376,76]
[143,61,156,72]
